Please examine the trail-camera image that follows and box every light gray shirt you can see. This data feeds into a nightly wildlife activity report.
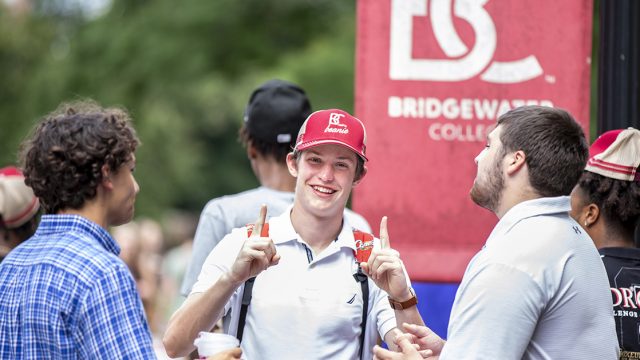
[180,186,371,296]
[441,196,619,360]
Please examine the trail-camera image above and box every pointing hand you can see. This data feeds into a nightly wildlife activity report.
[229,205,280,284]
[361,217,411,300]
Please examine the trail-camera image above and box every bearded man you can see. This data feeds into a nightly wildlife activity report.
[374,106,619,360]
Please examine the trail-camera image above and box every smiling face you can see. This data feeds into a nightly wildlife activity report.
[287,144,361,220]
[470,125,506,213]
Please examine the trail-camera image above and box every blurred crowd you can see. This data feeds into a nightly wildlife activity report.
[111,213,197,359]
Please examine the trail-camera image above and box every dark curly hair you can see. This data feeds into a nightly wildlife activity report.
[19,100,139,214]
[577,171,640,237]
[497,105,589,197]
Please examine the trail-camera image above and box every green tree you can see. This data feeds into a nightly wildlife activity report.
[0,0,356,218]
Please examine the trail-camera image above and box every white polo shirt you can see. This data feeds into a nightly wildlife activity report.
[441,196,619,359]
[191,207,396,360]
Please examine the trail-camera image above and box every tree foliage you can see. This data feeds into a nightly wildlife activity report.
[0,0,356,217]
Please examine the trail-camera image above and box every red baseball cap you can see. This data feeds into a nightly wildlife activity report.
[294,109,368,161]
[0,166,40,229]
[585,128,640,182]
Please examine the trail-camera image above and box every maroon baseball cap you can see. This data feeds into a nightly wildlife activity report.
[585,127,640,181]
[294,109,368,161]
[0,166,40,229]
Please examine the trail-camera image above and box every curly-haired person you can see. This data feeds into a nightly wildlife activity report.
[570,127,640,358]
[0,100,155,359]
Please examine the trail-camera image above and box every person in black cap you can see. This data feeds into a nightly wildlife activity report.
[180,79,370,297]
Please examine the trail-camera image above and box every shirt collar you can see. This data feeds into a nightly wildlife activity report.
[268,206,297,244]
[35,214,121,255]
[485,196,571,247]
[599,246,640,260]
[335,217,358,251]
[268,205,358,251]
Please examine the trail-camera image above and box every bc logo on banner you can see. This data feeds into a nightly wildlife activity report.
[355,0,593,282]
[389,0,543,83]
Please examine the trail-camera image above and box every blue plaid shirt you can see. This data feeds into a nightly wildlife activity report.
[0,215,155,359]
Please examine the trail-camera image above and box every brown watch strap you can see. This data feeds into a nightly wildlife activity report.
[388,288,418,310]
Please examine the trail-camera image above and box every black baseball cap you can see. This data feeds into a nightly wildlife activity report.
[244,79,312,144]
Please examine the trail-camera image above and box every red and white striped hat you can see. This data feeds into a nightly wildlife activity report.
[585,128,640,182]
[0,166,40,229]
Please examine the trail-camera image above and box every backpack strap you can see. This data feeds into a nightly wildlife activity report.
[245,223,269,238]
[236,223,270,342]
[353,230,374,360]
[353,230,374,264]
[236,276,255,343]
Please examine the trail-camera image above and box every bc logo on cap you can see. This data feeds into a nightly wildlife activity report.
[325,113,349,134]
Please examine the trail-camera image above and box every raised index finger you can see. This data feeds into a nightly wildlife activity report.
[252,204,267,238]
[379,216,390,249]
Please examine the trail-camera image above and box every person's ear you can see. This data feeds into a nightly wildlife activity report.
[247,141,258,160]
[505,150,526,176]
[286,153,298,177]
[101,164,114,190]
[583,203,600,228]
[353,165,367,186]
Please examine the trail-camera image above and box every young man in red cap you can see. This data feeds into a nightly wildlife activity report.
[570,127,640,357]
[164,109,424,359]
[0,166,40,262]
[181,80,370,298]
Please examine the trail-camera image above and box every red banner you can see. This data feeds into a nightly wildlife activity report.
[354,0,593,282]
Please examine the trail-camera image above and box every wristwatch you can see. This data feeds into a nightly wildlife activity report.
[388,288,418,310]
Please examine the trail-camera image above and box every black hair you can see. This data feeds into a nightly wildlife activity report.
[20,100,139,214]
[577,171,640,238]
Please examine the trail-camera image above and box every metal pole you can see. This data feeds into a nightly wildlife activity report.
[597,0,640,246]
[597,0,640,131]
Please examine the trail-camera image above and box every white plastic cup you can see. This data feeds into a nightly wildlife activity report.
[193,332,240,359]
